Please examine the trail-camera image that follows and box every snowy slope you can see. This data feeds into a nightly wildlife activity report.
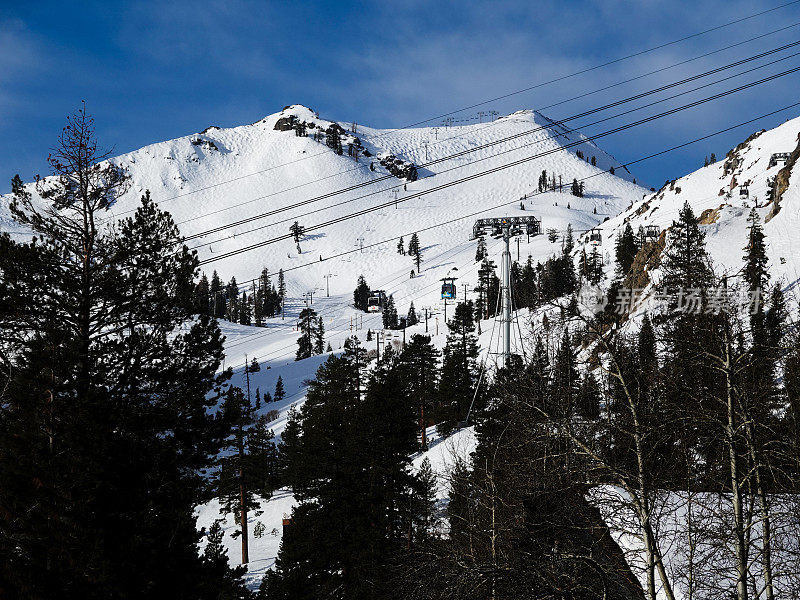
[595,114,800,316]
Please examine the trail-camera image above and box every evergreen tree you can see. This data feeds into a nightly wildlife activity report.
[615,222,639,278]
[296,307,321,360]
[0,105,241,597]
[211,270,225,319]
[216,387,257,564]
[239,290,251,326]
[407,301,419,326]
[315,316,325,354]
[550,329,579,417]
[408,232,423,271]
[274,376,285,403]
[353,275,370,312]
[475,235,487,262]
[289,221,305,253]
[195,272,211,315]
[278,269,286,314]
[400,334,440,449]
[269,338,417,598]
[383,295,399,329]
[660,201,713,296]
[743,208,769,295]
[588,245,604,284]
[564,224,575,254]
[437,301,480,434]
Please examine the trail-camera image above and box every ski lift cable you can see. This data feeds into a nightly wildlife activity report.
[200,68,800,267]
[198,60,800,257]
[195,45,800,252]
[187,40,800,243]
[108,10,800,218]
[208,100,800,304]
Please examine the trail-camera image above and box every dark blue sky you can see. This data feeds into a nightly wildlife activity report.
[2,0,800,193]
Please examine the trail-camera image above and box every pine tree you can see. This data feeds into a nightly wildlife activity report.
[588,245,604,284]
[0,105,241,596]
[278,269,286,314]
[383,294,399,329]
[211,270,225,318]
[401,334,440,449]
[216,387,256,564]
[408,232,422,271]
[615,222,639,278]
[274,376,285,403]
[407,301,419,326]
[289,221,305,253]
[475,235,487,262]
[239,290,251,325]
[437,301,480,434]
[550,329,579,417]
[315,316,325,354]
[353,275,370,311]
[195,272,211,315]
[270,337,416,598]
[743,208,768,294]
[296,306,321,360]
[564,224,575,254]
[660,201,713,296]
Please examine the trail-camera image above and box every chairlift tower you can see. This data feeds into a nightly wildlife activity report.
[473,215,541,366]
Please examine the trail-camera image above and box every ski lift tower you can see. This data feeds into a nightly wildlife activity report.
[472,215,541,365]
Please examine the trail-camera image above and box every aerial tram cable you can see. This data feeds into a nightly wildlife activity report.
[205,99,800,303]
[193,52,800,253]
[187,40,800,244]
[108,7,800,218]
[199,67,800,266]
[169,19,800,229]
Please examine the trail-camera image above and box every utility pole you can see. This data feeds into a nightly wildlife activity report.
[425,308,429,333]
[356,237,364,253]
[393,188,399,209]
[424,141,428,161]
[516,236,520,261]
[463,282,470,300]
[323,273,336,297]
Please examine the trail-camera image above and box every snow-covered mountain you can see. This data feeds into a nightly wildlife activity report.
[2,103,653,585]
[596,114,800,325]
[13,104,800,590]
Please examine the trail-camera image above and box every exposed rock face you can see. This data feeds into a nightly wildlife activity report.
[273,115,296,131]
[767,132,800,222]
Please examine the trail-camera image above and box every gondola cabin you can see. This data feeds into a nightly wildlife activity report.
[367,290,387,313]
[441,278,457,300]
[589,228,602,246]
[644,225,660,243]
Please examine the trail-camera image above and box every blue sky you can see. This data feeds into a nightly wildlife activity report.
[2,0,800,193]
